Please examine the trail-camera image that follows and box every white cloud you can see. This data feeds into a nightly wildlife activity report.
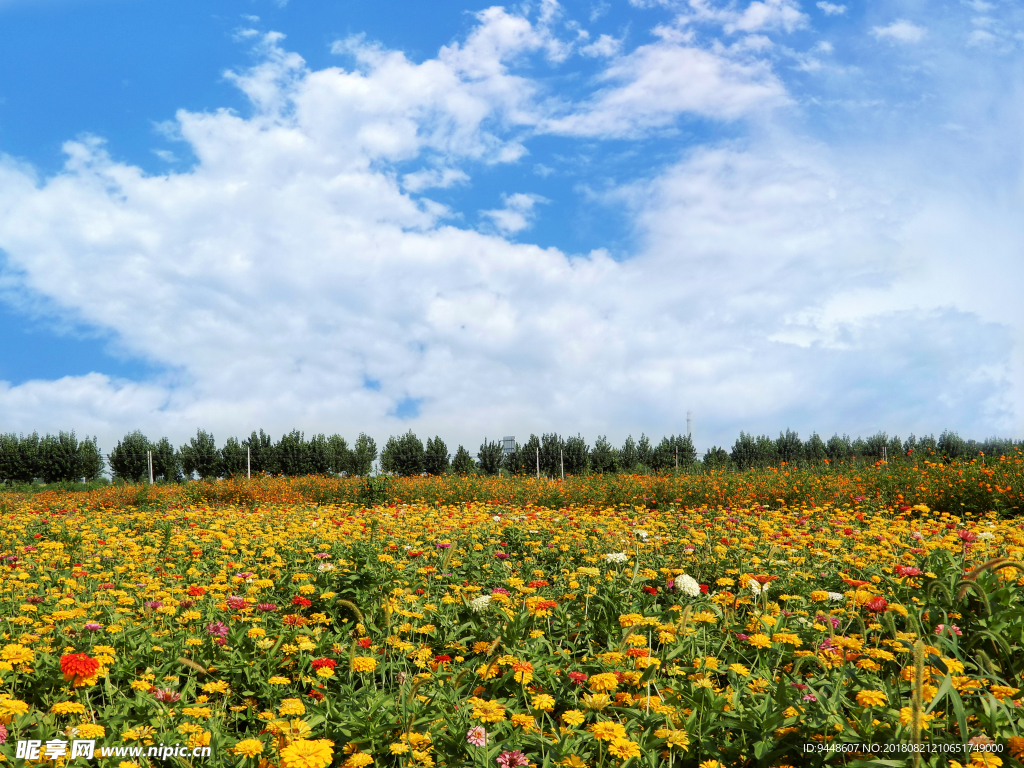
[872,20,927,44]
[580,33,624,58]
[816,2,847,16]
[401,168,470,193]
[480,192,549,234]
[726,0,808,34]
[543,41,788,136]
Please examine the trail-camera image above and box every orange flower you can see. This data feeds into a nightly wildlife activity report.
[60,653,100,685]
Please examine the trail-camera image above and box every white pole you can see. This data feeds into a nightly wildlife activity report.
[536,446,540,479]
[560,449,564,480]
[247,447,251,479]
[147,450,154,484]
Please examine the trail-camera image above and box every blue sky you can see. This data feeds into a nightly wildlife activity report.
[0,0,1022,453]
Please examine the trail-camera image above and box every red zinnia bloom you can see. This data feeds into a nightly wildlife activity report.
[291,596,312,608]
[567,672,588,684]
[311,657,337,670]
[642,586,657,595]
[60,653,100,680]
[357,638,372,648]
[434,654,452,663]
[864,597,888,613]
[187,586,206,597]
[895,565,923,577]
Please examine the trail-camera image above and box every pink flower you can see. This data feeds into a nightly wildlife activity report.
[83,622,102,631]
[895,565,923,577]
[496,751,529,768]
[935,624,962,636]
[206,621,229,637]
[0,722,8,745]
[153,688,182,703]
[227,596,246,610]
[466,726,488,748]
[257,603,278,612]
[957,530,977,543]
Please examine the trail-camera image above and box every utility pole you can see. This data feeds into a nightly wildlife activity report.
[560,449,564,480]
[247,447,251,479]
[147,450,154,484]
[536,446,540,479]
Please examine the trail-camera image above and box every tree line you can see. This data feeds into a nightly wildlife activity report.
[0,427,1019,484]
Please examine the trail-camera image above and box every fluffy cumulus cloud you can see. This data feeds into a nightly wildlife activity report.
[871,19,927,44]
[0,0,1021,451]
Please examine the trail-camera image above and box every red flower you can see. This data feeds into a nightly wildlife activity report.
[528,580,550,588]
[311,657,337,670]
[895,565,923,577]
[357,637,372,649]
[642,586,658,595]
[864,597,888,613]
[957,530,977,543]
[699,584,709,594]
[843,528,854,536]
[434,654,452,663]
[187,586,206,597]
[60,653,100,682]
[567,672,588,685]
[307,690,325,701]
[291,596,312,608]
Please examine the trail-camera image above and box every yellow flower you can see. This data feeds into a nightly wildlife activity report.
[77,724,105,739]
[279,739,335,768]
[589,673,619,692]
[561,709,585,727]
[469,698,505,723]
[747,634,772,649]
[729,663,749,676]
[343,754,374,768]
[531,694,555,712]
[233,739,265,758]
[588,721,626,742]
[352,657,377,673]
[898,706,934,730]
[510,713,537,731]
[582,694,611,711]
[607,738,641,760]
[279,699,306,717]
[855,690,887,707]
[50,701,87,715]
[0,645,33,665]
[268,676,291,685]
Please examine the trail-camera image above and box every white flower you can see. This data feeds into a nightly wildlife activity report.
[492,516,502,522]
[317,563,336,573]
[977,531,995,540]
[636,530,649,540]
[675,574,701,598]
[604,552,628,564]
[749,580,762,597]
[468,595,493,613]
[827,592,845,602]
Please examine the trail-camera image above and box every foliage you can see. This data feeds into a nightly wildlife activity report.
[477,439,504,476]
[109,430,150,482]
[424,436,450,476]
[380,431,425,477]
[180,429,221,480]
[351,433,378,476]
[451,445,475,476]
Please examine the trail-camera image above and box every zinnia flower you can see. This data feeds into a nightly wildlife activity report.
[279,739,334,768]
[466,726,488,747]
[496,750,529,768]
[60,653,100,685]
[233,739,265,758]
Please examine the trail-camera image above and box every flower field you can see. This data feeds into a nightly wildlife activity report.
[2,470,1024,767]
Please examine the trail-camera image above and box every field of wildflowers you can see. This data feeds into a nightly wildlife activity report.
[2,463,1024,767]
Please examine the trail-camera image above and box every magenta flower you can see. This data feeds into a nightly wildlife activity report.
[206,621,229,637]
[153,688,181,703]
[257,603,278,612]
[496,751,529,768]
[466,726,488,747]
[143,600,163,610]
[83,622,102,631]
[0,722,8,745]
[935,623,962,636]
[227,596,246,610]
